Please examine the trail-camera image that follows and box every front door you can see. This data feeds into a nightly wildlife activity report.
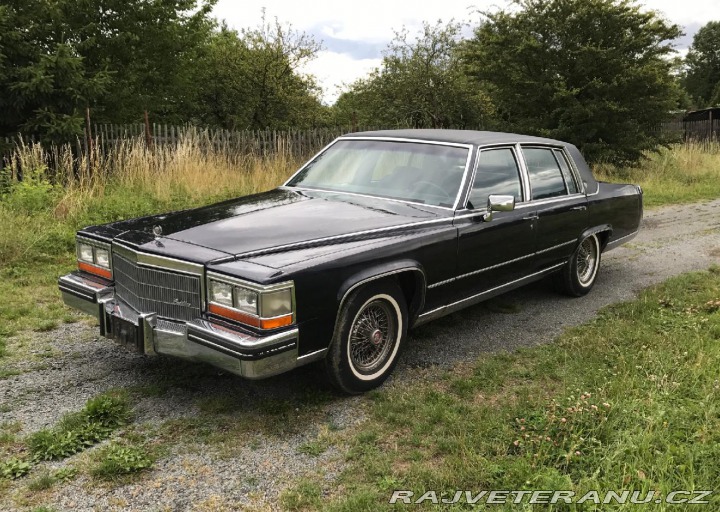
[452,146,536,301]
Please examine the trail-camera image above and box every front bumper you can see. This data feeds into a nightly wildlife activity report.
[58,272,304,379]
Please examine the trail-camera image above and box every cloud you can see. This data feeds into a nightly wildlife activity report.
[675,22,703,51]
[309,27,387,60]
[212,0,720,105]
[300,51,382,104]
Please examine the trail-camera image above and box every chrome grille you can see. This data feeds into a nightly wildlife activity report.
[113,253,202,321]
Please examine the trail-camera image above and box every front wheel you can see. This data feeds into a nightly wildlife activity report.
[326,281,407,394]
[555,234,601,297]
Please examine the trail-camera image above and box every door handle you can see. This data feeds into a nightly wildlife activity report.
[571,205,587,211]
[522,213,538,220]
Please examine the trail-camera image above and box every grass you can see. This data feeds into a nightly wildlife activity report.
[0,139,717,345]
[595,142,720,208]
[0,135,303,342]
[26,391,130,462]
[89,442,154,480]
[0,140,716,350]
[0,391,131,481]
[283,267,720,510]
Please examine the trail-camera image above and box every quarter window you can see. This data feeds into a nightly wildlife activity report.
[553,149,579,194]
[467,148,523,209]
[523,148,568,200]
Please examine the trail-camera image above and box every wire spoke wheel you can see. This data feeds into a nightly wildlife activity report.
[349,299,397,375]
[576,237,598,285]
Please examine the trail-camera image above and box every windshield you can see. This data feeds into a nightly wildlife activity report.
[286,139,469,208]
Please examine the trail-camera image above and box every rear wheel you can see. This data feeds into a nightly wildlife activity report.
[555,234,601,297]
[326,281,407,394]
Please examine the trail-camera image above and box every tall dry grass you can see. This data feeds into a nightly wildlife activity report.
[0,135,308,334]
[5,133,303,218]
[593,141,720,208]
[0,134,305,268]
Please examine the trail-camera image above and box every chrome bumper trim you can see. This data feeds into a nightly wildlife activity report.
[59,272,308,380]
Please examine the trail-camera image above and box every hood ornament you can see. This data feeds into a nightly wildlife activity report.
[152,225,163,238]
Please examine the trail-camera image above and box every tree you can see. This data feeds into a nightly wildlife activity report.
[0,0,216,138]
[334,21,494,129]
[60,0,217,124]
[684,21,720,107]
[463,0,683,165]
[189,17,327,130]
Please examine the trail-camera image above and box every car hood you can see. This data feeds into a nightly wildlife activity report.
[98,188,448,259]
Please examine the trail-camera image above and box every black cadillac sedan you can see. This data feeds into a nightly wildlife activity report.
[59,130,642,393]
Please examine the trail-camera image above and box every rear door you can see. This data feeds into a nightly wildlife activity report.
[518,146,588,270]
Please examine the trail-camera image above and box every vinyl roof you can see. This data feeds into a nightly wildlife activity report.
[342,129,566,147]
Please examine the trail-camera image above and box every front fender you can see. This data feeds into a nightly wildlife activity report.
[335,260,427,326]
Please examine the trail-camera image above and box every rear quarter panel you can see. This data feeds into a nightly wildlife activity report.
[587,182,643,247]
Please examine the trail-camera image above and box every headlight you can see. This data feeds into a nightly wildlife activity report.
[95,248,110,269]
[234,287,259,315]
[78,243,94,263]
[209,281,233,307]
[76,237,113,280]
[207,273,294,329]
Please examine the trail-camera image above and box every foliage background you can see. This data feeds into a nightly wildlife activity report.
[0,0,718,164]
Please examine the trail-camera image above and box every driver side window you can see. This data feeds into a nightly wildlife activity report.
[468,148,523,209]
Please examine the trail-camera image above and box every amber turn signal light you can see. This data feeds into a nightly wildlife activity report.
[208,303,293,329]
[78,261,112,280]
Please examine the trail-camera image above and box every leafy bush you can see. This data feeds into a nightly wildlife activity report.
[91,443,153,479]
[1,162,59,215]
[27,391,130,461]
[0,457,31,479]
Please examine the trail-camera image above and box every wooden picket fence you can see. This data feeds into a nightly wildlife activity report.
[1,124,379,160]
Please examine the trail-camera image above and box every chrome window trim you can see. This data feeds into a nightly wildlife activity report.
[282,136,474,212]
[206,271,296,322]
[283,186,454,211]
[552,148,583,195]
[558,147,587,195]
[112,242,206,308]
[515,143,533,203]
[459,144,525,210]
[453,209,489,220]
[515,193,586,209]
[520,144,573,201]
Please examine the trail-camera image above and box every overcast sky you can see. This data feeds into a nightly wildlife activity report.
[213,0,720,104]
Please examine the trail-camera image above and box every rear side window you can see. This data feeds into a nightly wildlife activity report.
[468,148,522,209]
[553,149,579,194]
[523,148,567,200]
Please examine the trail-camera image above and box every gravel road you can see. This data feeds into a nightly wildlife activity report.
[1,198,719,511]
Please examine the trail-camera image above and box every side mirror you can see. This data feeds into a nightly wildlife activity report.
[483,194,515,221]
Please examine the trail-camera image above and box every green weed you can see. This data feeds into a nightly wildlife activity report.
[90,443,154,479]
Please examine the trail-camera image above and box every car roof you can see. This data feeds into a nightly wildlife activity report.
[340,129,599,195]
[342,129,565,147]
